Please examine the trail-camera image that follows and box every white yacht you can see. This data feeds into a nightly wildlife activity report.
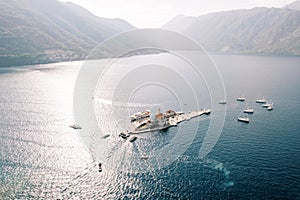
[219,100,227,104]
[238,117,250,123]
[243,108,254,114]
[256,97,266,103]
[140,154,149,160]
[236,97,246,101]
[204,109,211,114]
[267,105,273,111]
[262,102,273,108]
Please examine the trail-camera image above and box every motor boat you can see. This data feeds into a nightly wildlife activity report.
[262,102,273,108]
[69,124,82,129]
[119,132,129,139]
[129,136,137,142]
[267,105,273,111]
[243,108,254,114]
[236,97,246,101]
[102,134,110,139]
[256,97,266,103]
[219,100,227,104]
[238,117,250,123]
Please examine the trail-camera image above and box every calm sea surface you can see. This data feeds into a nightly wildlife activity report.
[0,53,299,199]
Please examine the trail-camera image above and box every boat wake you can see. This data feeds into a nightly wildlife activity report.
[94,98,160,108]
[200,158,234,189]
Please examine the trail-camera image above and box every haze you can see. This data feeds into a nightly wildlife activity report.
[59,0,293,28]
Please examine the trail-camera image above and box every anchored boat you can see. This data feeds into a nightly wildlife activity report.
[238,117,250,123]
[219,100,227,104]
[141,155,149,160]
[267,105,273,111]
[69,124,82,129]
[102,134,110,139]
[236,97,246,101]
[243,104,254,114]
[119,132,129,139]
[243,108,254,114]
[262,102,273,108]
[129,136,137,142]
[256,97,266,103]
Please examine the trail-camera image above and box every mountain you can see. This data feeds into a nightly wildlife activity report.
[163,7,300,56]
[285,0,300,11]
[0,0,135,67]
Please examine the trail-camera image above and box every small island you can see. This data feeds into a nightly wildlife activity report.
[121,108,211,135]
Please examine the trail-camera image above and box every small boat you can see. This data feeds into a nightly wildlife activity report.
[236,97,245,101]
[267,105,273,111]
[69,124,82,129]
[129,136,137,143]
[204,109,211,114]
[238,117,250,123]
[243,104,254,113]
[130,110,150,122]
[243,108,254,114]
[262,104,271,108]
[219,100,227,104]
[141,154,149,160]
[262,102,273,108]
[98,163,102,172]
[256,97,266,103]
[119,132,129,139]
[102,134,110,139]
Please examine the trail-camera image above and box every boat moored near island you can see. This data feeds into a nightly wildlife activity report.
[119,132,129,139]
[129,136,137,142]
[69,124,82,129]
[102,134,110,139]
[130,110,150,122]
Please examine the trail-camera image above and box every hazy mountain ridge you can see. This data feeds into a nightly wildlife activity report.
[285,0,300,11]
[163,7,300,56]
[0,0,135,67]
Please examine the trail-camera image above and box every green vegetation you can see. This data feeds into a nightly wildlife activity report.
[0,0,134,67]
[1,0,299,67]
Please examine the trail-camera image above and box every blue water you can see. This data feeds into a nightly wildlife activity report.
[0,54,300,199]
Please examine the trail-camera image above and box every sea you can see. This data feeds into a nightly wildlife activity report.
[0,53,299,199]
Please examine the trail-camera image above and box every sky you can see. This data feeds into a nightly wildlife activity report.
[59,0,294,28]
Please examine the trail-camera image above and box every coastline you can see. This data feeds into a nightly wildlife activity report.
[1,50,300,68]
